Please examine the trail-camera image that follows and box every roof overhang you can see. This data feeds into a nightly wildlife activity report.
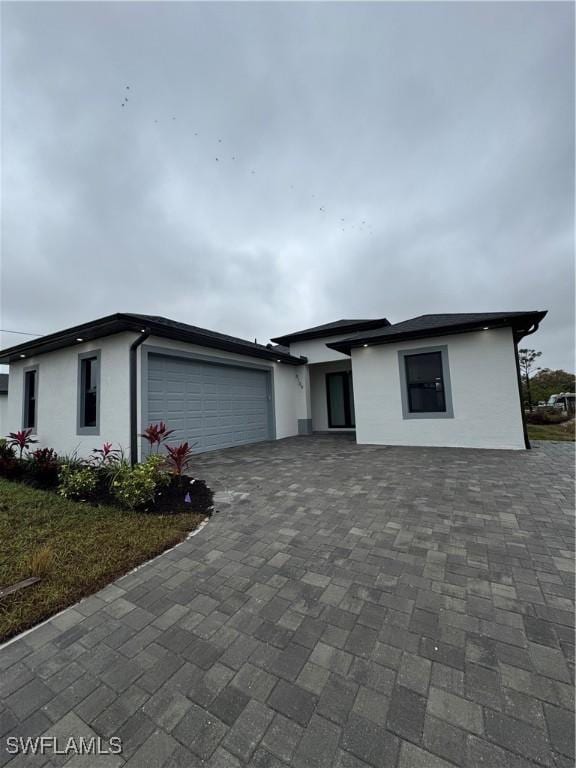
[0,313,306,366]
[271,318,391,345]
[327,311,548,356]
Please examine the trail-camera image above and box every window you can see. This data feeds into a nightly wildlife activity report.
[23,368,37,430]
[78,352,100,434]
[398,345,454,419]
[405,351,445,413]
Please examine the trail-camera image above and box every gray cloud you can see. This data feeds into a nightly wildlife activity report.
[1,1,573,369]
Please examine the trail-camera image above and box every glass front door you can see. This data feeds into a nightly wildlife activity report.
[326,371,355,428]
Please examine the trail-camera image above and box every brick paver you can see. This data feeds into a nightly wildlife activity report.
[0,436,574,767]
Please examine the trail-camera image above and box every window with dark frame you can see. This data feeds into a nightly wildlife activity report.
[404,351,446,413]
[80,356,99,428]
[23,369,37,429]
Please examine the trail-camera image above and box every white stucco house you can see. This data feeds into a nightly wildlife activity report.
[0,310,546,460]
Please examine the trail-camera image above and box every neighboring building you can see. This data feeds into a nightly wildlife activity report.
[0,310,546,459]
[0,374,8,437]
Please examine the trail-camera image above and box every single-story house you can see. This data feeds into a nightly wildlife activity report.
[0,373,8,436]
[0,310,546,459]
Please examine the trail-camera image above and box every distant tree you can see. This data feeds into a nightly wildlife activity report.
[528,368,576,406]
[518,348,542,411]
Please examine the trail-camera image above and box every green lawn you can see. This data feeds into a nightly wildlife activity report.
[0,479,206,642]
[528,421,575,442]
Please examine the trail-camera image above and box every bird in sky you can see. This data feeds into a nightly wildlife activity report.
[115,86,370,237]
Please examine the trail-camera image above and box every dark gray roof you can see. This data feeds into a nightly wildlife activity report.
[271,317,391,345]
[0,313,306,366]
[327,311,547,354]
[0,374,8,394]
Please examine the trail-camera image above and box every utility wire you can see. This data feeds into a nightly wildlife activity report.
[0,329,41,337]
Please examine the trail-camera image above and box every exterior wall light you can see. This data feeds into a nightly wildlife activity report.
[76,337,84,342]
[363,344,369,347]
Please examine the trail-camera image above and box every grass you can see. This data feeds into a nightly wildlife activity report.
[0,479,206,642]
[528,420,575,442]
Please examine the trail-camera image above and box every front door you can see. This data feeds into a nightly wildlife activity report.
[326,371,355,428]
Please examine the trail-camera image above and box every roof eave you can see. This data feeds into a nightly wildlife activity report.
[0,313,306,366]
[327,312,548,355]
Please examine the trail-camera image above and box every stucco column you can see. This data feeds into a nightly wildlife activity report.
[296,365,313,434]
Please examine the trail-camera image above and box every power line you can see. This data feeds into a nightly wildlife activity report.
[0,329,41,337]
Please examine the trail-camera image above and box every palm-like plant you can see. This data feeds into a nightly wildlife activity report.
[7,429,38,459]
[141,422,175,453]
[165,442,194,476]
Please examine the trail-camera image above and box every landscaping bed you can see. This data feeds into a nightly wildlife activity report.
[0,423,214,641]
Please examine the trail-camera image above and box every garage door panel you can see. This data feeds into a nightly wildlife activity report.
[147,354,273,452]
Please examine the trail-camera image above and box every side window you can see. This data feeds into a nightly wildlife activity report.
[23,368,38,430]
[398,346,454,419]
[405,351,446,413]
[78,352,100,434]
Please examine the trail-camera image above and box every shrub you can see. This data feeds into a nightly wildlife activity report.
[111,454,170,511]
[0,439,15,461]
[58,464,98,502]
[27,448,60,489]
[0,439,22,480]
[526,408,570,425]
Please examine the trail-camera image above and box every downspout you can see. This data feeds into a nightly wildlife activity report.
[130,328,151,465]
[514,321,540,450]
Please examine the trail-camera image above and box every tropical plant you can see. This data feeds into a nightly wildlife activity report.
[141,422,175,453]
[27,448,60,488]
[90,442,121,467]
[0,439,19,480]
[7,429,38,459]
[111,454,170,511]
[0,439,15,461]
[58,464,98,501]
[165,442,194,476]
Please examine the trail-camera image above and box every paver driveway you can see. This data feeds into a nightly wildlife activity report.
[1,436,574,768]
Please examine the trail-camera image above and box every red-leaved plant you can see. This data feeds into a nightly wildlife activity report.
[141,422,175,453]
[165,442,194,477]
[8,429,38,459]
[91,442,121,466]
[31,447,58,466]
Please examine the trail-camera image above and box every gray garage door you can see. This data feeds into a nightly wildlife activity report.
[147,354,273,452]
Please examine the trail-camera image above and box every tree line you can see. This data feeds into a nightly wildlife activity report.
[519,349,575,411]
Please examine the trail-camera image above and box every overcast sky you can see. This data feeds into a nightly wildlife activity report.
[1,1,574,371]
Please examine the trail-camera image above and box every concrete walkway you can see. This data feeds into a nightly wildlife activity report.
[1,436,574,767]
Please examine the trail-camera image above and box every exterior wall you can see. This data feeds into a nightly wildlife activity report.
[139,337,307,458]
[288,335,353,364]
[4,333,308,461]
[309,360,353,432]
[5,332,135,458]
[351,327,525,450]
[0,394,7,437]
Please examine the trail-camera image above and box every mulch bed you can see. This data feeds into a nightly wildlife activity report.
[0,463,214,516]
[153,476,214,515]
